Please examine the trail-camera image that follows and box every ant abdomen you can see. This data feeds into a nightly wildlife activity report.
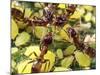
[31,61,42,73]
[84,47,96,57]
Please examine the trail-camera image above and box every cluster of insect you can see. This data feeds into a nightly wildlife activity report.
[11,1,96,74]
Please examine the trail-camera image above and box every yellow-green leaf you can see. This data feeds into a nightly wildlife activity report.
[74,51,91,67]
[15,32,30,46]
[24,46,41,60]
[70,8,84,19]
[24,8,33,18]
[82,6,93,11]
[91,16,96,24]
[12,60,16,68]
[11,47,18,54]
[39,9,43,17]
[84,12,92,22]
[34,3,42,8]
[54,67,67,72]
[58,4,66,9]
[17,21,27,29]
[64,45,76,56]
[25,26,33,33]
[59,29,70,41]
[61,55,74,68]
[17,60,33,73]
[59,24,71,42]
[34,26,48,39]
[11,19,19,40]
[56,49,63,59]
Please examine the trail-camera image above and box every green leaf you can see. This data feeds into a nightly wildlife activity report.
[15,32,30,46]
[74,51,91,67]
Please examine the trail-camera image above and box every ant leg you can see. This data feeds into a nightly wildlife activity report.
[22,8,25,18]
[29,12,34,18]
[28,51,38,59]
[44,61,47,72]
[21,60,34,73]
[41,59,50,71]
[46,59,50,71]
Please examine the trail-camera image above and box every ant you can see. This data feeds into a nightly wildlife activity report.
[11,3,78,72]
[11,4,77,27]
[31,32,52,73]
[11,8,25,21]
[52,4,77,28]
[67,27,95,57]
[11,7,35,27]
[11,3,56,26]
[21,31,52,73]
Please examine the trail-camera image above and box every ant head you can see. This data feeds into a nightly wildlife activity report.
[68,28,77,38]
[66,4,77,15]
[42,32,52,45]
[11,8,24,21]
[68,4,77,9]
[54,15,67,27]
